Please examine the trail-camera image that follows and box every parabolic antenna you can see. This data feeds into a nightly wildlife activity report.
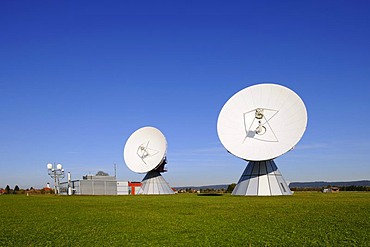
[123,126,174,195]
[124,126,167,173]
[217,83,308,196]
[217,83,307,161]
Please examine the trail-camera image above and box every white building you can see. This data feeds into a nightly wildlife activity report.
[60,175,129,195]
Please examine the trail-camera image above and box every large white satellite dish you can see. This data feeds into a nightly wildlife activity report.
[123,126,174,195]
[217,83,308,196]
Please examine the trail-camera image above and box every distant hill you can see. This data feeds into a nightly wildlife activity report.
[174,180,370,191]
[174,184,229,191]
[289,180,370,188]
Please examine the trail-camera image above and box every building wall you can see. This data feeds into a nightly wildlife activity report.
[60,178,130,195]
[79,180,117,195]
[117,181,129,195]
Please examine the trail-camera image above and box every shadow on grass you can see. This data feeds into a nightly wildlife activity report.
[197,193,224,196]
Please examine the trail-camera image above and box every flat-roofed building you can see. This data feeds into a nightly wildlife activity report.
[60,175,130,195]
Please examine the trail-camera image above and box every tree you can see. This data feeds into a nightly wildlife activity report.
[96,171,109,176]
[226,183,237,193]
[5,185,10,194]
[13,185,20,194]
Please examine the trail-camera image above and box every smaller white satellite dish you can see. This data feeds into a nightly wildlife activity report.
[124,127,167,173]
[123,126,175,195]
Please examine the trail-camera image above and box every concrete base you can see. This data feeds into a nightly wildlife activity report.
[232,160,292,196]
[137,171,175,195]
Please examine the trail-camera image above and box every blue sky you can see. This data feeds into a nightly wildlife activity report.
[1,1,369,189]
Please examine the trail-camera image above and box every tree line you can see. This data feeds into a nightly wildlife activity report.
[0,185,54,195]
[290,186,370,192]
[177,183,237,194]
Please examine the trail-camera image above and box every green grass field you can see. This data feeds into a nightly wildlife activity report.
[0,192,369,246]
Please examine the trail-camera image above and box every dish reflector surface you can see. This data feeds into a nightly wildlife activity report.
[124,126,167,173]
[217,83,307,161]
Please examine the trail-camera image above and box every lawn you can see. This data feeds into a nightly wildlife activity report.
[0,192,369,246]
